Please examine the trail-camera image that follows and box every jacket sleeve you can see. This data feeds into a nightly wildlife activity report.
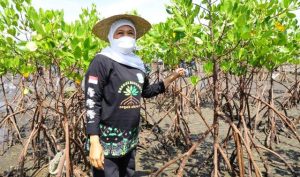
[141,76,166,98]
[84,56,109,135]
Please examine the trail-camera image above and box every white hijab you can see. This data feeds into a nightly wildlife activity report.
[98,19,146,73]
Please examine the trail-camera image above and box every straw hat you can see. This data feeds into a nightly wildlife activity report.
[92,14,151,42]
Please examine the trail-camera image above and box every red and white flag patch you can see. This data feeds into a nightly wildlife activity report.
[88,75,98,84]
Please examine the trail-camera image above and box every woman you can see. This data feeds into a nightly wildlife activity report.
[85,14,184,177]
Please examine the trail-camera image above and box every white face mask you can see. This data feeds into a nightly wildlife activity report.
[111,36,136,54]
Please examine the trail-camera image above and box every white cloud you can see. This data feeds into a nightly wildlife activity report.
[31,0,90,22]
[31,0,170,24]
[31,0,300,25]
[97,0,170,24]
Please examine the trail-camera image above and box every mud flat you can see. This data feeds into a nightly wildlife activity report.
[136,106,300,176]
[0,73,300,176]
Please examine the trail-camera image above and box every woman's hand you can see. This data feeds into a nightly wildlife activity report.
[163,68,185,88]
[89,135,104,170]
[175,68,185,78]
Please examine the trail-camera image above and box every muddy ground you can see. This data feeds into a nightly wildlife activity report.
[1,102,298,176]
[136,104,300,176]
[0,71,300,177]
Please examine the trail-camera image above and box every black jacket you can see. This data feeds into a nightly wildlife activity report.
[84,54,165,135]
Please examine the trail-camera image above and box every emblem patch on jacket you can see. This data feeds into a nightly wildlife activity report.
[118,81,142,109]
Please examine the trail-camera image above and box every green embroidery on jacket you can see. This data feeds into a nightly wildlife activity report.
[99,124,138,157]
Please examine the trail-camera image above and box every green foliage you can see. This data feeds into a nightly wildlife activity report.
[0,0,299,79]
[138,0,203,67]
[203,60,213,75]
[0,1,105,82]
[138,0,300,76]
[190,75,200,86]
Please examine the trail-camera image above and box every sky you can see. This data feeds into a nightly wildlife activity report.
[31,0,171,24]
[31,0,299,24]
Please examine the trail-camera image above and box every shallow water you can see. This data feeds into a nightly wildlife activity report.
[0,99,6,144]
[0,83,15,144]
[0,100,6,112]
[0,127,7,145]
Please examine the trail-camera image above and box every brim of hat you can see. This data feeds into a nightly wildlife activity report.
[92,14,151,42]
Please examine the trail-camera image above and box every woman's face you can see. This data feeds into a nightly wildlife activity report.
[113,25,135,39]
